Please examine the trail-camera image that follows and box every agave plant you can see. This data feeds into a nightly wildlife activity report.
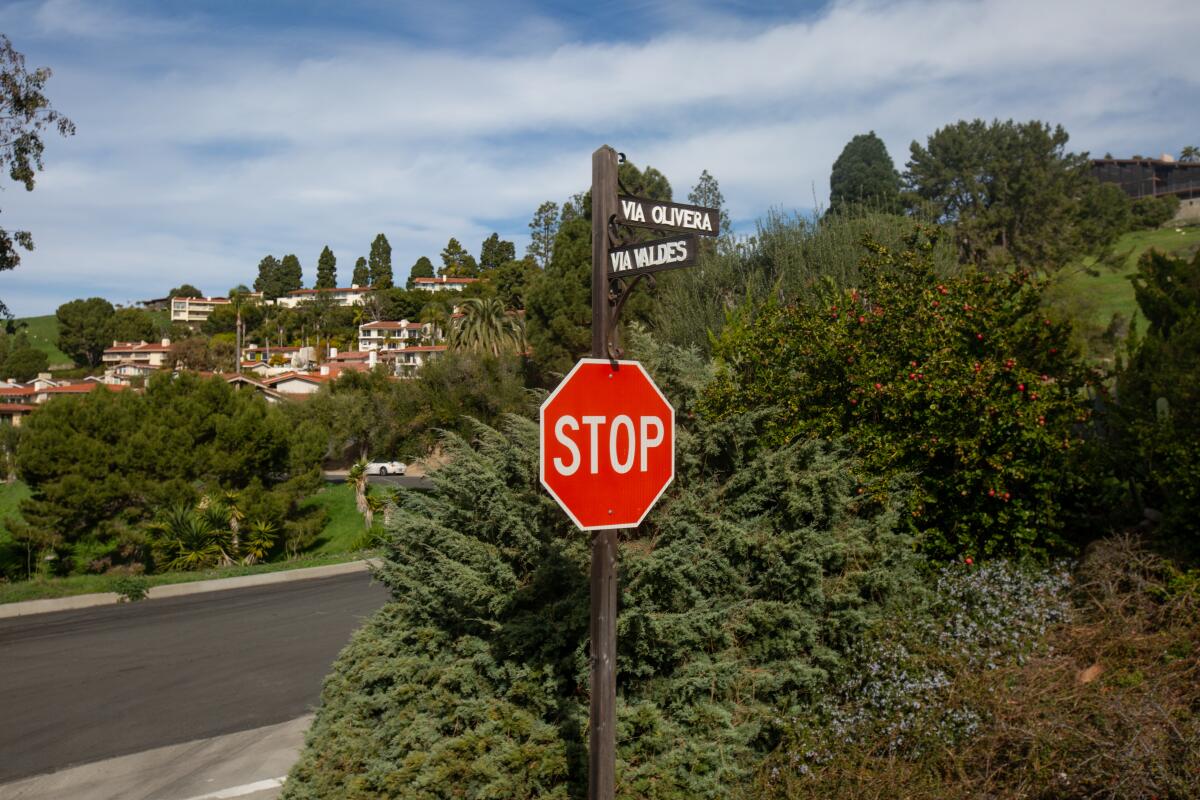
[148,506,224,572]
[241,519,277,565]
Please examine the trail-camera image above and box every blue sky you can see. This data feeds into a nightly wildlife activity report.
[1,0,1197,316]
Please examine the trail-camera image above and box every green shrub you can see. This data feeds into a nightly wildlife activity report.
[113,575,149,602]
[1130,195,1181,230]
[1114,248,1200,546]
[701,228,1096,559]
[284,341,925,799]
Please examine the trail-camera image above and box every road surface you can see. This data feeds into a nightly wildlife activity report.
[0,571,390,785]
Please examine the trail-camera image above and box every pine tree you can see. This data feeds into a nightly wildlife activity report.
[253,256,281,300]
[406,256,434,289]
[479,233,515,272]
[316,246,337,289]
[279,254,303,293]
[829,131,901,214]
[439,238,478,278]
[351,256,369,287]
[687,170,731,235]
[369,234,393,289]
[525,201,559,269]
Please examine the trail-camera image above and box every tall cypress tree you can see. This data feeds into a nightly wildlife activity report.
[351,256,369,286]
[279,254,303,293]
[369,234,393,289]
[316,246,337,289]
[253,255,282,299]
[407,256,434,289]
[830,131,901,214]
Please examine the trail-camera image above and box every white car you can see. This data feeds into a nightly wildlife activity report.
[365,460,406,476]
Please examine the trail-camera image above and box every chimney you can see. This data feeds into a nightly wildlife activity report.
[368,347,378,368]
[329,347,338,359]
[161,338,171,347]
[320,365,330,376]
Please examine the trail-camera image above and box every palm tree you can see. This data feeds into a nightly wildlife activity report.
[450,297,523,356]
[347,459,371,528]
[419,300,453,343]
[1181,145,1200,163]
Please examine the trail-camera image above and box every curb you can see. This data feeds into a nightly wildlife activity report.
[0,559,379,620]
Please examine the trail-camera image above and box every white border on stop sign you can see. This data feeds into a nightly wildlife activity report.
[538,358,676,531]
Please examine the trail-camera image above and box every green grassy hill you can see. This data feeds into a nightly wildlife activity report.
[1055,226,1200,329]
[10,308,173,372]
[11,314,73,368]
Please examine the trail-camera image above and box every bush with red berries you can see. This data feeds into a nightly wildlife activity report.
[701,227,1095,559]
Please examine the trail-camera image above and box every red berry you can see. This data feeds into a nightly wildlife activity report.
[850,398,858,405]
[976,333,984,340]
[874,383,882,390]
[1003,492,1011,501]
[1017,383,1025,392]
[932,300,940,307]
[1050,347,1058,354]
[965,557,974,565]
[988,488,995,497]
[858,315,865,324]
[909,373,916,380]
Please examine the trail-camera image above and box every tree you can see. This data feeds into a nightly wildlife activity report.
[170,337,213,371]
[168,283,203,299]
[439,237,478,278]
[56,297,115,366]
[828,132,901,214]
[903,119,1102,272]
[479,233,515,273]
[316,245,337,290]
[351,256,369,287]
[1115,249,1200,541]
[0,36,75,319]
[1179,145,1199,163]
[688,169,733,235]
[526,201,559,269]
[253,255,282,299]
[279,254,303,294]
[449,297,524,356]
[1,332,47,380]
[347,460,371,529]
[493,257,539,310]
[406,256,434,289]
[369,234,393,289]
[702,228,1093,558]
[109,307,158,343]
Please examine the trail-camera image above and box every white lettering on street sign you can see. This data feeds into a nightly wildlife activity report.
[608,234,695,278]
[617,196,720,237]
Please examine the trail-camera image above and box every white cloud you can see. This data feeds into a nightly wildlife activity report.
[3,0,1198,314]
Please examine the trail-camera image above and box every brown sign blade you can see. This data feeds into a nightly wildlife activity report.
[616,195,720,237]
[608,234,697,278]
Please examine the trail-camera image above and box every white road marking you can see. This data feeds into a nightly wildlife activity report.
[170,776,287,800]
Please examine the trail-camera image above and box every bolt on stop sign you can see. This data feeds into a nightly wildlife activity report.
[540,359,675,530]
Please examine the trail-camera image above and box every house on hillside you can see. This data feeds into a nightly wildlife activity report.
[411,276,478,292]
[170,294,263,326]
[357,320,434,352]
[1092,156,1200,200]
[102,339,173,369]
[382,345,448,376]
[273,285,373,309]
[263,372,330,396]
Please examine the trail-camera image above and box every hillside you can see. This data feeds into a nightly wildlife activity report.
[10,309,171,371]
[1055,225,1200,328]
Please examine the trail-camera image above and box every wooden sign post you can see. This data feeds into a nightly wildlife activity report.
[573,144,718,800]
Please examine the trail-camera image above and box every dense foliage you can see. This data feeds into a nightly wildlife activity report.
[904,119,1123,272]
[1114,248,1200,545]
[828,132,901,215]
[701,229,1094,558]
[285,339,925,799]
[0,34,74,316]
[0,330,48,380]
[7,373,324,577]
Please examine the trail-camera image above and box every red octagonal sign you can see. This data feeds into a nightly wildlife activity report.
[540,358,675,530]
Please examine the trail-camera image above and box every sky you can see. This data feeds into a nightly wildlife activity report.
[0,0,1197,316]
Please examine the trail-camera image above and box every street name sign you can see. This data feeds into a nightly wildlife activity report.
[616,195,720,237]
[608,233,696,278]
[540,358,675,530]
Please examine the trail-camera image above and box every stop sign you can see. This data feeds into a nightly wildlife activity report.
[540,358,675,530]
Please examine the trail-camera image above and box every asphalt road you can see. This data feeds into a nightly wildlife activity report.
[0,572,390,784]
[322,471,434,490]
